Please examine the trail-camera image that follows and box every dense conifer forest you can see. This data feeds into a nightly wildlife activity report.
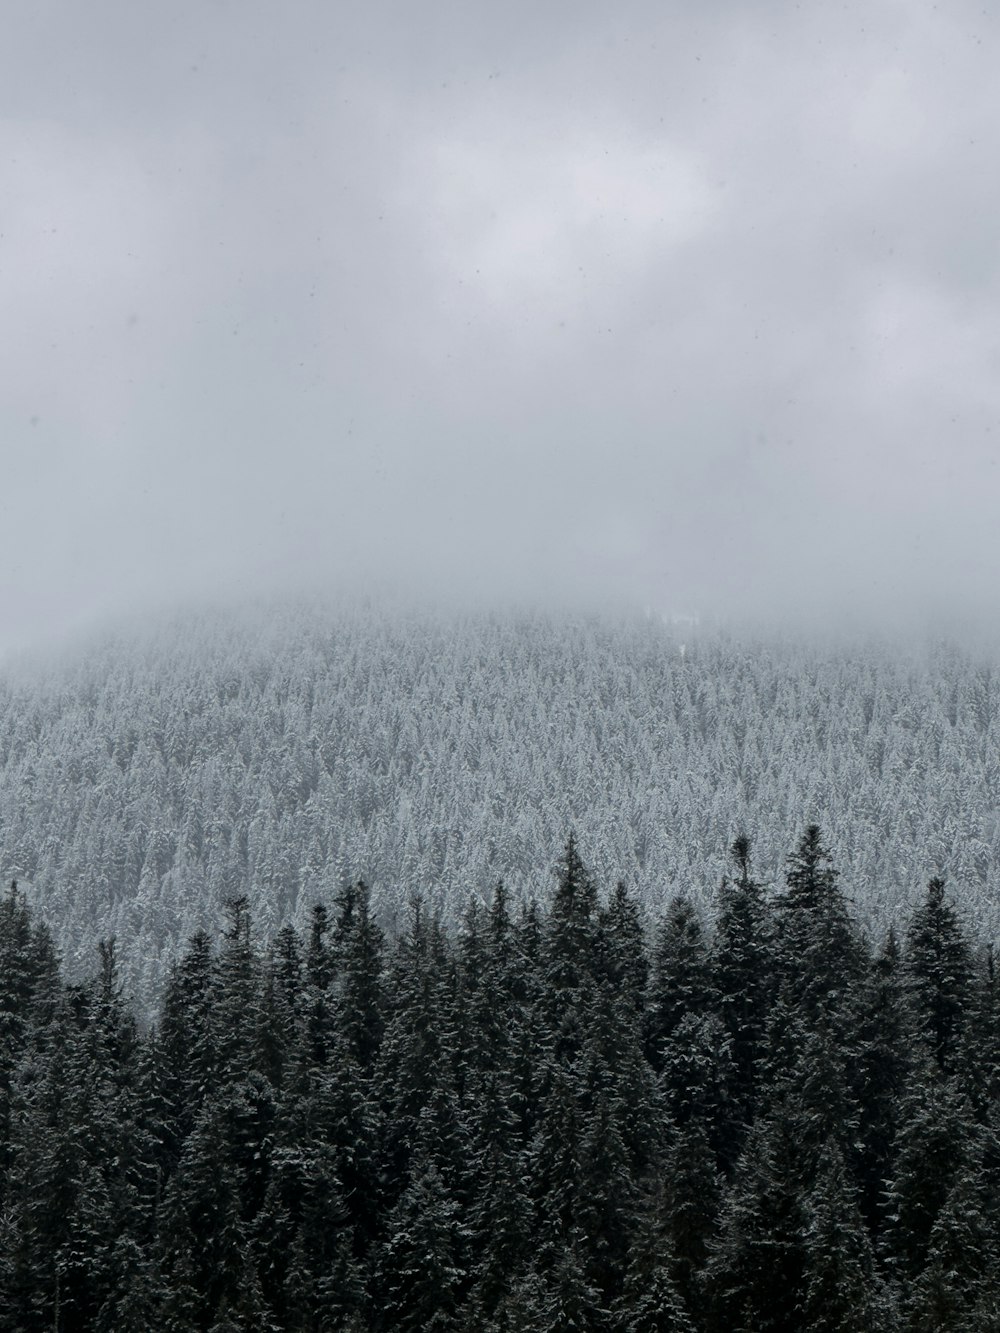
[1,829,997,1331]
[3,601,1000,1012]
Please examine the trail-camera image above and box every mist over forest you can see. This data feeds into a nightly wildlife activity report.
[5,0,1000,1325]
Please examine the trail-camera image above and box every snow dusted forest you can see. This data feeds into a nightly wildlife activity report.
[2,600,1000,1012]
[3,602,1000,1330]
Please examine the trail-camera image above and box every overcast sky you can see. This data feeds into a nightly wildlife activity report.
[2,0,999,651]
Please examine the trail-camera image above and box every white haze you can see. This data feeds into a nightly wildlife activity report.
[2,0,1000,653]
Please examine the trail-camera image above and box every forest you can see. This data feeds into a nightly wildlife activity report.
[0,827,995,1331]
[3,601,1000,1014]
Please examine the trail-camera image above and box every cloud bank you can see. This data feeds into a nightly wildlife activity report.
[2,0,999,648]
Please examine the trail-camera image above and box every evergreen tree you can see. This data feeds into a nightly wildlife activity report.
[0,880,61,1194]
[856,929,910,1234]
[712,836,771,1170]
[903,877,973,1076]
[957,944,1000,1116]
[883,1069,976,1285]
[331,880,385,1075]
[598,880,649,1015]
[706,1113,809,1333]
[157,930,218,1171]
[613,1172,695,1333]
[797,1139,893,1333]
[543,835,601,1063]
[774,826,865,1039]
[906,1139,998,1332]
[645,896,713,1074]
[374,1146,471,1333]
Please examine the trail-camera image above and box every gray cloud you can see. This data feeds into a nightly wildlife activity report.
[2,0,999,650]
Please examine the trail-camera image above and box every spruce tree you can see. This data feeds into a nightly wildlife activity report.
[645,896,713,1074]
[903,878,972,1076]
[712,836,771,1171]
[797,1139,893,1333]
[856,929,910,1234]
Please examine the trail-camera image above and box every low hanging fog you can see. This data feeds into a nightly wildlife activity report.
[2,0,999,653]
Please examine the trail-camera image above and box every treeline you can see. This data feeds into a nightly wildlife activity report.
[0,830,997,1331]
[6,602,1000,1013]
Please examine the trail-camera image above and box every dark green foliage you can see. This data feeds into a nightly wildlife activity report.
[773,826,866,1043]
[883,1072,977,1284]
[0,827,994,1330]
[797,1140,892,1333]
[646,896,713,1072]
[374,1149,471,1332]
[712,837,770,1170]
[904,878,973,1075]
[854,928,910,1236]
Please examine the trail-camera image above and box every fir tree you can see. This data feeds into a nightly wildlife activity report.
[797,1139,893,1333]
[903,877,973,1076]
[645,896,713,1073]
[712,835,771,1171]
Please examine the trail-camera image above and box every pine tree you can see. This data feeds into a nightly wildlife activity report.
[544,835,601,1063]
[613,1173,695,1333]
[374,1147,471,1332]
[797,1139,893,1333]
[598,880,649,1015]
[706,1113,809,1333]
[662,1117,722,1320]
[528,1233,604,1333]
[258,923,303,1092]
[157,930,218,1171]
[463,1073,532,1326]
[0,880,61,1194]
[856,929,910,1234]
[907,1139,998,1332]
[957,944,1000,1117]
[903,878,972,1076]
[774,826,865,1038]
[157,1097,250,1332]
[645,896,713,1074]
[712,836,771,1171]
[883,1068,976,1285]
[331,880,385,1075]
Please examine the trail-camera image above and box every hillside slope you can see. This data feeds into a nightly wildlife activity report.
[2,600,998,1009]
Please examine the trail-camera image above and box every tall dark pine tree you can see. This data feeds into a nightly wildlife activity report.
[712,836,771,1171]
[796,1139,891,1333]
[2,941,156,1333]
[645,896,713,1074]
[958,944,1000,1117]
[543,834,601,1061]
[907,1137,999,1332]
[903,877,973,1077]
[332,880,385,1076]
[855,928,910,1235]
[779,827,864,1015]
[598,881,649,1015]
[0,880,61,1195]
[883,1068,977,1288]
[765,826,866,1112]
[706,1109,809,1333]
[157,930,218,1173]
